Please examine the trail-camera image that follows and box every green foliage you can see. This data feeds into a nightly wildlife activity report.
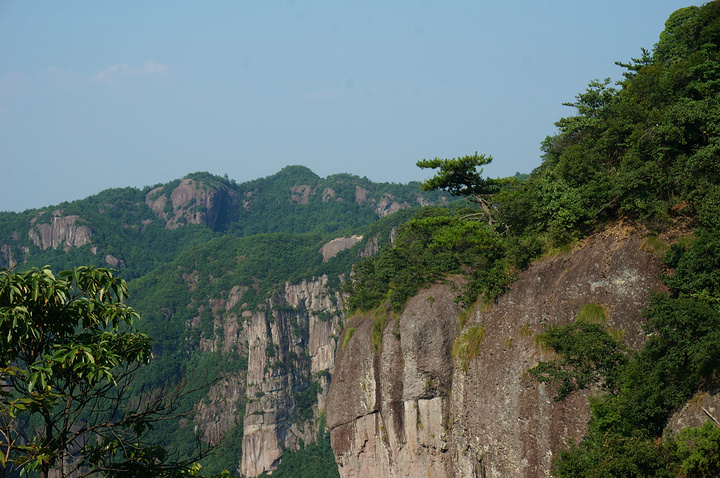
[575,303,608,324]
[530,319,627,401]
[669,420,720,477]
[345,207,510,313]
[452,326,486,372]
[257,433,339,478]
[293,381,321,423]
[342,327,357,349]
[416,153,497,199]
[0,266,213,477]
[552,433,676,478]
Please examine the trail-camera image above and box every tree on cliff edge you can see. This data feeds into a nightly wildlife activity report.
[0,266,218,478]
[416,153,502,225]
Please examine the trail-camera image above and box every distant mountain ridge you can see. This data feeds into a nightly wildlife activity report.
[0,165,449,278]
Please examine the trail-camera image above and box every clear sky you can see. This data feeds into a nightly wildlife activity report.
[0,1,700,212]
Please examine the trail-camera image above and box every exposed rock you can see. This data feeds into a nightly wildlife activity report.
[243,190,258,211]
[104,255,125,268]
[666,389,720,435]
[28,212,92,251]
[327,281,462,478]
[375,194,410,218]
[359,234,380,258]
[319,236,364,262]
[145,179,239,230]
[327,223,669,477]
[355,187,370,205]
[322,188,338,202]
[188,274,345,477]
[195,372,247,447]
[291,185,313,204]
[0,244,27,269]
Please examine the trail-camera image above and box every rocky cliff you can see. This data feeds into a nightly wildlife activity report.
[28,210,92,251]
[146,178,239,230]
[187,274,345,477]
[326,223,674,477]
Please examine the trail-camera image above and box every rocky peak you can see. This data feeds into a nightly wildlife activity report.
[145,178,239,230]
[319,236,364,262]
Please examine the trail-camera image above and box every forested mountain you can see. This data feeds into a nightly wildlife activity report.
[0,166,450,477]
[3,2,720,477]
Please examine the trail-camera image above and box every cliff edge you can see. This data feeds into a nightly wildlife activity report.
[327,223,670,477]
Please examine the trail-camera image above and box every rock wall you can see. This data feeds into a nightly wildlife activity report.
[327,281,462,478]
[191,275,345,477]
[28,211,92,251]
[327,224,670,477]
[146,179,239,230]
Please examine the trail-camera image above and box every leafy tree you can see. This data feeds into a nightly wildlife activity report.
[669,420,720,478]
[344,207,508,312]
[0,266,217,478]
[530,320,628,401]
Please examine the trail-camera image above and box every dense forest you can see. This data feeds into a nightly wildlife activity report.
[2,1,720,476]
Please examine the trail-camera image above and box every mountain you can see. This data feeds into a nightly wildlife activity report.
[0,166,450,477]
[4,3,720,477]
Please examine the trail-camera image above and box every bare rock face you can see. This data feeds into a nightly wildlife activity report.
[291,185,313,204]
[375,194,410,218]
[182,273,345,477]
[319,236,364,262]
[145,179,238,230]
[195,372,247,446]
[327,224,668,477]
[327,281,463,478]
[239,276,345,477]
[28,211,92,251]
[0,243,28,269]
[666,389,720,435]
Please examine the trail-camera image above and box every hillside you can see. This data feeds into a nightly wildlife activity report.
[2,2,720,477]
[328,3,720,477]
[0,167,450,477]
[0,166,449,279]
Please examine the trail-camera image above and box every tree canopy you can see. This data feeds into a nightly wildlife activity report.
[0,266,216,478]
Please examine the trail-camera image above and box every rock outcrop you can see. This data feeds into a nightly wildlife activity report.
[188,274,345,477]
[327,224,669,477]
[328,281,462,478]
[319,236,364,262]
[146,179,239,230]
[28,211,92,251]
[240,276,344,477]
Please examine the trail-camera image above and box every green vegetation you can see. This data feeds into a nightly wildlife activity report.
[344,206,513,313]
[2,2,720,476]
[575,303,607,325]
[342,327,357,349]
[0,266,216,477]
[452,326,486,372]
[257,433,339,478]
[530,225,720,475]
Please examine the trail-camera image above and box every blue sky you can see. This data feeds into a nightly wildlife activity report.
[0,1,699,212]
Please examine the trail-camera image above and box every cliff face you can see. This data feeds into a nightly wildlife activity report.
[146,178,239,230]
[327,280,462,478]
[327,224,670,477]
[28,211,92,251]
[189,275,345,477]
